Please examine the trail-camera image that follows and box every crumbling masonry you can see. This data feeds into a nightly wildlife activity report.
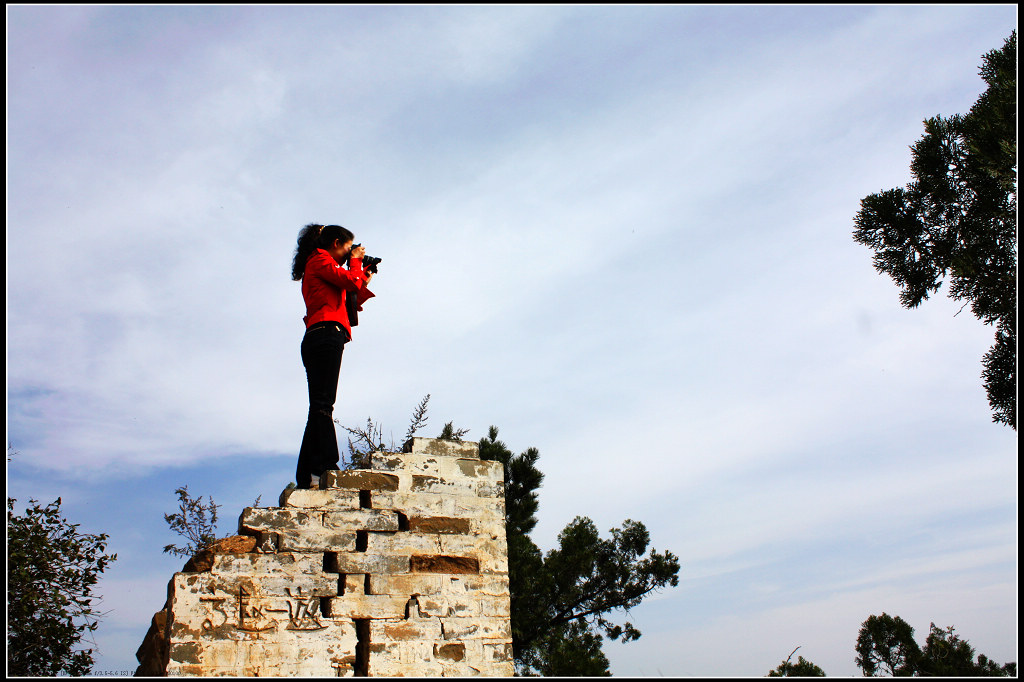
[135,437,514,676]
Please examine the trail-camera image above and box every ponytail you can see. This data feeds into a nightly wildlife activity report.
[291,223,355,280]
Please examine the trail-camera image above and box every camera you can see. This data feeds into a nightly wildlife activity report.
[351,244,382,274]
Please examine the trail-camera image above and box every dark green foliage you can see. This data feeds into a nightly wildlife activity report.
[767,648,826,677]
[162,485,222,558]
[526,620,611,677]
[437,420,470,441]
[7,496,118,676]
[918,623,1016,677]
[480,427,680,675]
[856,613,922,676]
[855,613,1015,677]
[853,32,1017,429]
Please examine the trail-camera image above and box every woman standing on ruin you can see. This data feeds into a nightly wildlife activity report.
[291,223,375,489]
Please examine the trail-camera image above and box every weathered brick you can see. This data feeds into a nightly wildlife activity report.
[323,509,399,531]
[439,616,512,641]
[373,618,443,642]
[238,508,320,534]
[367,574,444,596]
[455,458,504,480]
[410,475,477,496]
[324,594,407,619]
[277,530,355,553]
[209,552,321,576]
[331,552,411,575]
[371,452,447,476]
[279,488,360,509]
[371,491,505,521]
[340,573,366,596]
[182,535,258,573]
[403,437,480,458]
[410,555,480,574]
[433,642,466,662]
[321,470,400,491]
[407,515,472,534]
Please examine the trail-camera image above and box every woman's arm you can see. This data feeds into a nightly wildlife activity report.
[306,250,369,293]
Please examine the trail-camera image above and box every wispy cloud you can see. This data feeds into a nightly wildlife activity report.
[7,4,1016,676]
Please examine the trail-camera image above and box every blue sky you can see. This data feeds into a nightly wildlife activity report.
[6,5,1017,677]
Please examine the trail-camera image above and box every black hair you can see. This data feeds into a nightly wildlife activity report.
[291,223,355,281]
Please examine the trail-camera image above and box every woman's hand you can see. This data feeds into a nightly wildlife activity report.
[350,244,366,260]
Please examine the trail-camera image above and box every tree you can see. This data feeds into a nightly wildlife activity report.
[767,648,826,677]
[918,623,1016,677]
[855,613,921,676]
[7,495,118,676]
[855,613,1015,677]
[853,32,1017,429]
[479,426,680,675]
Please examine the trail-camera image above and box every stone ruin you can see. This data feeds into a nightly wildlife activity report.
[135,437,514,676]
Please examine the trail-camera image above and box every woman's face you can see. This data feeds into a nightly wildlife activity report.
[329,238,353,264]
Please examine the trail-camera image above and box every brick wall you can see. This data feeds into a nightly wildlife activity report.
[135,437,513,677]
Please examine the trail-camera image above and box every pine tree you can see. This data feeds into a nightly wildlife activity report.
[853,32,1017,428]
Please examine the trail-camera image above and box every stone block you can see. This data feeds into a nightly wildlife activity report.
[209,552,323,576]
[322,470,400,491]
[340,573,366,596]
[455,458,504,481]
[324,594,407,619]
[277,530,355,553]
[367,573,444,596]
[476,596,512,618]
[439,616,512,641]
[410,555,480,574]
[482,640,514,663]
[476,480,506,498]
[238,508,320,535]
[366,533,506,570]
[371,618,443,642]
[371,452,447,476]
[279,488,360,509]
[409,474,478,496]
[330,552,411,575]
[182,536,258,573]
[413,595,453,617]
[433,642,466,662]
[402,437,480,458]
[323,508,400,531]
[370,491,504,521]
[254,532,278,553]
[407,515,472,534]
[444,575,510,598]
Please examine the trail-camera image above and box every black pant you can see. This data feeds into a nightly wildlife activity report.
[296,322,347,488]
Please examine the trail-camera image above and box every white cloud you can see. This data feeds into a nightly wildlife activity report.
[7,5,1016,676]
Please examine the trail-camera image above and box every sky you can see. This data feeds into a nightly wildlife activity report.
[5,4,1018,677]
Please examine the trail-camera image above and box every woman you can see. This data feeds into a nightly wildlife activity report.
[291,223,375,489]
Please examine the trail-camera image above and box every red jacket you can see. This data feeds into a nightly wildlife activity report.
[301,249,375,337]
